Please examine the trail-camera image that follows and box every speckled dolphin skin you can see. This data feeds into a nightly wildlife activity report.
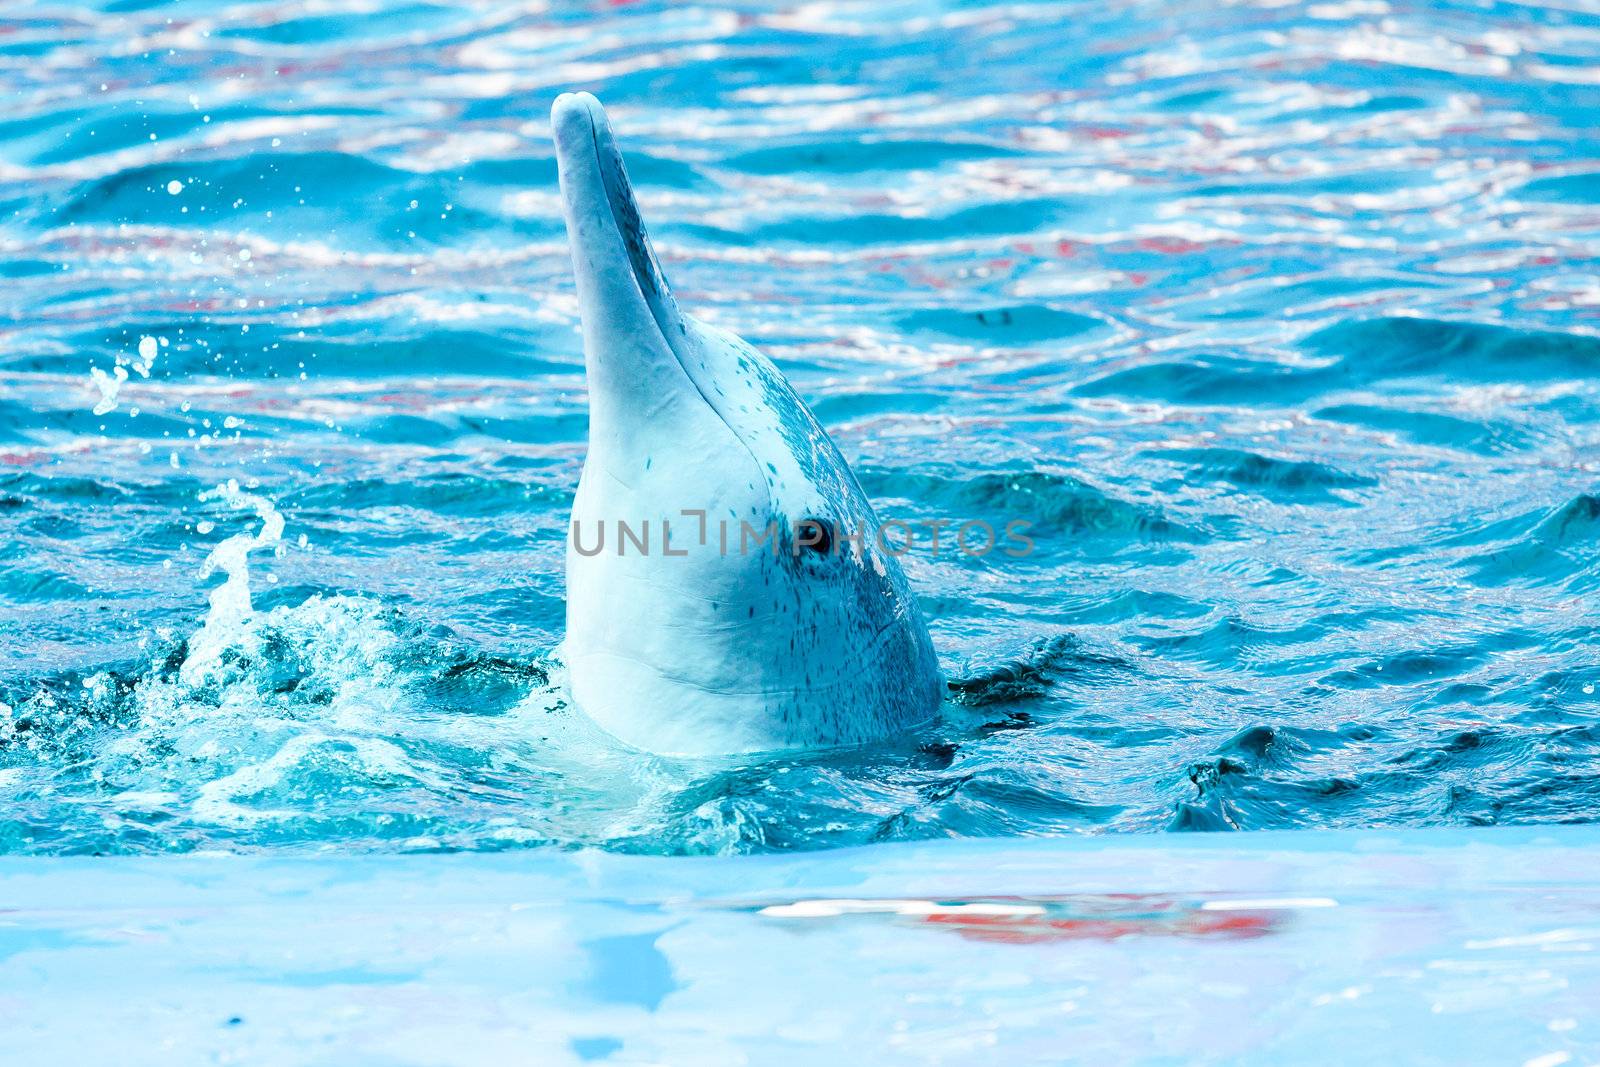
[551,91,942,756]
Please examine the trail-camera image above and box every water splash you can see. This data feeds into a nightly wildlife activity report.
[183,479,285,685]
[89,335,162,416]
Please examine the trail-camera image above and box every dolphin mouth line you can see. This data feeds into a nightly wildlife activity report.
[581,106,675,351]
[566,96,770,501]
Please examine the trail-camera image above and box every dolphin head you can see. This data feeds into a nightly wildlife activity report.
[551,92,941,756]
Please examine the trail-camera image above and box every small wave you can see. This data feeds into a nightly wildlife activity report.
[1464,494,1600,592]
[1148,447,1375,504]
[1132,616,1328,668]
[1317,631,1539,691]
[724,137,1023,176]
[1078,319,1600,408]
[41,318,573,383]
[946,633,1131,707]
[284,474,569,518]
[861,468,1216,546]
[52,151,528,250]
[1169,723,1395,833]
[1306,316,1600,384]
[1073,353,1329,406]
[1312,403,1532,456]
[690,198,1075,248]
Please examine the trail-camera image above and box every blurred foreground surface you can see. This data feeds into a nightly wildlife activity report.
[3,827,1599,1065]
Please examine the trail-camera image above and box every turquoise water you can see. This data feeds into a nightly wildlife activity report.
[2,0,1599,857]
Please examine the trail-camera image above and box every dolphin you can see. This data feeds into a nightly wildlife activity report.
[550,91,942,756]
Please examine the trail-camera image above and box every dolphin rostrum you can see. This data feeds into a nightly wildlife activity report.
[551,91,942,756]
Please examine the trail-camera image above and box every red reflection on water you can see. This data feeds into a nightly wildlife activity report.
[920,905,1279,944]
[755,893,1291,945]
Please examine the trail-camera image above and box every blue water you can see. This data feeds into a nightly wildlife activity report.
[1,0,1598,857]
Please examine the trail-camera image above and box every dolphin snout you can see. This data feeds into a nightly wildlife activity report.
[551,91,605,151]
[551,89,688,432]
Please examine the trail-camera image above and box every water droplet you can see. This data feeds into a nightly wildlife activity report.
[166,180,183,195]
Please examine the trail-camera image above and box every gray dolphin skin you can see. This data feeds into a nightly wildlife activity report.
[550,91,942,756]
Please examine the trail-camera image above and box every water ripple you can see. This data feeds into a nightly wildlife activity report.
[1,0,1598,855]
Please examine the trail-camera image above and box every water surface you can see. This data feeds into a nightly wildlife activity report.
[2,0,1598,856]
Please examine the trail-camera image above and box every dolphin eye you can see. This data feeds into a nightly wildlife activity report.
[796,517,834,555]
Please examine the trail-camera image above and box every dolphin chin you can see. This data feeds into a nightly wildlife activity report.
[551,91,942,757]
